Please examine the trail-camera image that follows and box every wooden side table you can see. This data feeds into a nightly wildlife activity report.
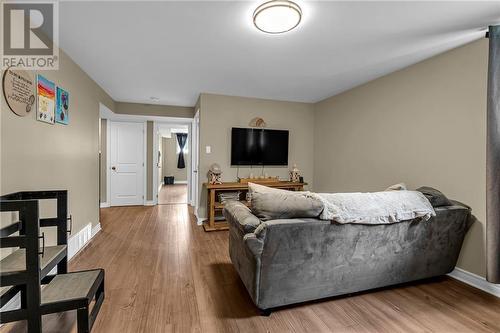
[203,181,306,231]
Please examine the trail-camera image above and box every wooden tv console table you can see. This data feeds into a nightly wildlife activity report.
[203,181,307,232]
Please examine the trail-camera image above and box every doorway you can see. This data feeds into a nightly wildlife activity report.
[156,123,190,205]
[99,103,198,209]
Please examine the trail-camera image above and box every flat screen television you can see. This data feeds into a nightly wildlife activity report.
[231,128,289,166]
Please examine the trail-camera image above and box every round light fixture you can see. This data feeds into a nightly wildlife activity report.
[253,0,302,34]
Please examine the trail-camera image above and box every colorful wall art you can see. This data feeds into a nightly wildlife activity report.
[36,75,55,124]
[56,87,69,124]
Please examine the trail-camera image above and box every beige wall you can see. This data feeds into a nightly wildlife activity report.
[161,136,188,182]
[1,49,115,245]
[116,102,194,118]
[313,39,488,277]
[198,93,315,218]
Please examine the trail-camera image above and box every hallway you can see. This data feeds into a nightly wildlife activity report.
[158,184,188,205]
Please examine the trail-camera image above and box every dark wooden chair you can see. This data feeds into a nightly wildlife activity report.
[0,190,105,333]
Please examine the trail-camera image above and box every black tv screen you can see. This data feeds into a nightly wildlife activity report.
[231,128,289,166]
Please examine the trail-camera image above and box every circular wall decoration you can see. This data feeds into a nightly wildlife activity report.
[249,117,267,128]
[2,67,35,117]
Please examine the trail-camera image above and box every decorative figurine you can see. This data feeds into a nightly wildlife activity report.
[290,164,301,183]
[208,163,222,184]
[249,117,267,128]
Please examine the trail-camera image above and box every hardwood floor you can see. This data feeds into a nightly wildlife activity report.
[2,203,500,332]
[158,184,188,205]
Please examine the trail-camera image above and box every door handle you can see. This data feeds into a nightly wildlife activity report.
[111,166,116,171]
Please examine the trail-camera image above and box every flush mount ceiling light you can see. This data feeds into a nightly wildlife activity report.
[253,0,302,34]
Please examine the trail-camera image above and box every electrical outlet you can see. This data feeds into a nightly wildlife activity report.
[206,146,211,154]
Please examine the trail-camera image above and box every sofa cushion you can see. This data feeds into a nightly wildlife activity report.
[248,183,324,221]
[416,186,453,207]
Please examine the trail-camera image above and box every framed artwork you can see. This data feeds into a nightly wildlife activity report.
[36,74,55,124]
[55,87,69,124]
[2,67,35,117]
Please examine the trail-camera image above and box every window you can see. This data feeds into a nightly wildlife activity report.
[176,135,188,154]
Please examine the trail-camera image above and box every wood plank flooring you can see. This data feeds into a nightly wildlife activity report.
[1,203,500,332]
[158,184,188,205]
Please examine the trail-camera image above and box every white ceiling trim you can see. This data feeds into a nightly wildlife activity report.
[99,104,193,123]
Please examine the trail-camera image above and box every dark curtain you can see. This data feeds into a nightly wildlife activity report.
[176,133,188,169]
[487,25,500,283]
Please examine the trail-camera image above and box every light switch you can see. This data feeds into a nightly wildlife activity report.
[206,146,211,154]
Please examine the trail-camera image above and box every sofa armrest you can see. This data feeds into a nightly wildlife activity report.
[243,233,264,257]
[223,200,261,234]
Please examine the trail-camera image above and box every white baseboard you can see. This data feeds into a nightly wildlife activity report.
[145,200,155,206]
[91,223,101,237]
[68,222,102,260]
[448,267,500,298]
[194,212,206,226]
[67,223,92,259]
[100,202,110,208]
[159,180,187,185]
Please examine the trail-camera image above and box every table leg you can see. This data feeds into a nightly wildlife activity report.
[209,189,216,229]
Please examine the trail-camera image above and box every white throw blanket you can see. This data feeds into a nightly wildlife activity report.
[310,191,435,224]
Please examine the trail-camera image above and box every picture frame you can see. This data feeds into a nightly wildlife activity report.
[36,74,55,124]
[55,86,69,125]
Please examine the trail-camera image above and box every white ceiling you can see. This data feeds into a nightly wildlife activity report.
[59,1,500,107]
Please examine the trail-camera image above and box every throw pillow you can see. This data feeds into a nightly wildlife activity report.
[248,183,323,221]
[416,186,453,207]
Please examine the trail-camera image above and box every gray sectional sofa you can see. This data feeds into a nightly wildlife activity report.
[224,199,473,313]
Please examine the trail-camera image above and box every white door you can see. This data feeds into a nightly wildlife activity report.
[110,121,145,206]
